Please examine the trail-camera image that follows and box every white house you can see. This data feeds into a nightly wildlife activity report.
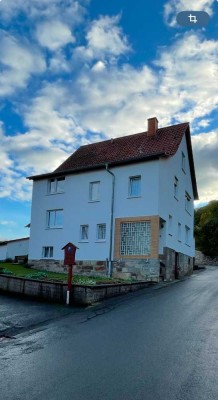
[0,237,29,261]
[28,117,198,281]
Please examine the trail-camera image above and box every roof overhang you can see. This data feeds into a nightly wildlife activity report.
[27,152,166,181]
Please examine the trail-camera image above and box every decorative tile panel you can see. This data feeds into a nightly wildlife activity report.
[120,222,151,255]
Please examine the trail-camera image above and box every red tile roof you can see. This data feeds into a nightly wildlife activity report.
[28,121,198,199]
[54,122,189,173]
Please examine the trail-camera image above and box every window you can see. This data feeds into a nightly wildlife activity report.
[42,247,53,258]
[47,209,63,228]
[185,226,190,245]
[182,152,186,172]
[120,221,151,255]
[97,224,106,240]
[129,176,141,197]
[168,215,173,236]
[185,192,191,213]
[48,177,65,194]
[80,225,89,241]
[174,177,179,198]
[89,181,100,201]
[178,222,181,242]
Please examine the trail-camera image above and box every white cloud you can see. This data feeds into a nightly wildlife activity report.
[36,20,75,51]
[74,15,130,63]
[164,0,215,26]
[0,33,46,96]
[192,130,218,203]
[0,0,86,25]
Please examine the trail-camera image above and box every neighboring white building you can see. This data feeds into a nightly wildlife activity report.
[0,238,29,261]
[28,118,198,281]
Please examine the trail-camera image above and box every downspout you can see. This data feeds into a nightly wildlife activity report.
[105,164,115,277]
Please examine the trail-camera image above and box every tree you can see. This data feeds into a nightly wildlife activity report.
[195,200,218,256]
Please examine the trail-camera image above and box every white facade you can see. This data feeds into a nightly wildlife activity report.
[0,238,29,260]
[159,135,195,257]
[29,133,195,262]
[0,244,7,261]
[29,160,159,261]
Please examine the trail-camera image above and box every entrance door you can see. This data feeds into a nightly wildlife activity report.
[175,252,179,279]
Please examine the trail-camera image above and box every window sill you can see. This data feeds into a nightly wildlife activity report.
[95,240,106,243]
[46,192,65,196]
[185,244,191,247]
[46,227,63,230]
[127,196,141,199]
[185,210,191,216]
[174,196,179,201]
[168,233,172,236]
[88,200,100,203]
[182,168,186,174]
[178,240,182,243]
[78,240,89,243]
[42,258,54,260]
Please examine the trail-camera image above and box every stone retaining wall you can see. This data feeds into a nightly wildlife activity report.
[0,275,153,306]
[195,250,218,266]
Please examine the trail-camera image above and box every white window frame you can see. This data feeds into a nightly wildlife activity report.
[42,246,53,258]
[182,152,186,173]
[80,225,89,241]
[178,222,181,242]
[174,176,179,199]
[46,209,63,229]
[48,177,65,194]
[129,176,141,198]
[185,226,190,246]
[89,181,100,202]
[96,224,106,241]
[185,192,191,214]
[168,215,173,236]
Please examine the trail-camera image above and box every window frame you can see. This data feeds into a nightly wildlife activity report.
[128,175,141,198]
[46,209,63,229]
[185,225,190,246]
[185,191,191,214]
[96,223,106,241]
[80,225,89,241]
[89,181,100,202]
[47,177,65,194]
[178,222,181,242]
[174,176,179,199]
[42,246,54,258]
[168,215,173,236]
[182,152,186,173]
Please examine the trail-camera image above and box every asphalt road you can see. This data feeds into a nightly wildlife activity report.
[1,267,218,400]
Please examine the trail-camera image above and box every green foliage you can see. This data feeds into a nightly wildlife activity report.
[25,272,49,280]
[0,268,15,276]
[195,200,218,256]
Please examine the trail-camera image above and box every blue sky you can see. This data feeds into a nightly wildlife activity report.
[0,0,218,240]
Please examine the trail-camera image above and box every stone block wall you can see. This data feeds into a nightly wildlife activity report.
[160,247,193,281]
[112,258,160,281]
[29,259,107,277]
[195,250,218,266]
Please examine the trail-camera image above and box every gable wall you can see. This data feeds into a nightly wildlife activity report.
[158,135,195,257]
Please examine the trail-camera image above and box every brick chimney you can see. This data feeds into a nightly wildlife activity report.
[147,117,158,136]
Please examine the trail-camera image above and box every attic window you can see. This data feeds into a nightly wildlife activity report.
[182,152,186,172]
[48,177,65,194]
[89,181,100,201]
[129,176,141,197]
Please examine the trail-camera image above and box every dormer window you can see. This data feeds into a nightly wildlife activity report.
[48,177,65,194]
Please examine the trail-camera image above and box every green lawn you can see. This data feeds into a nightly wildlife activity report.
[0,263,132,285]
